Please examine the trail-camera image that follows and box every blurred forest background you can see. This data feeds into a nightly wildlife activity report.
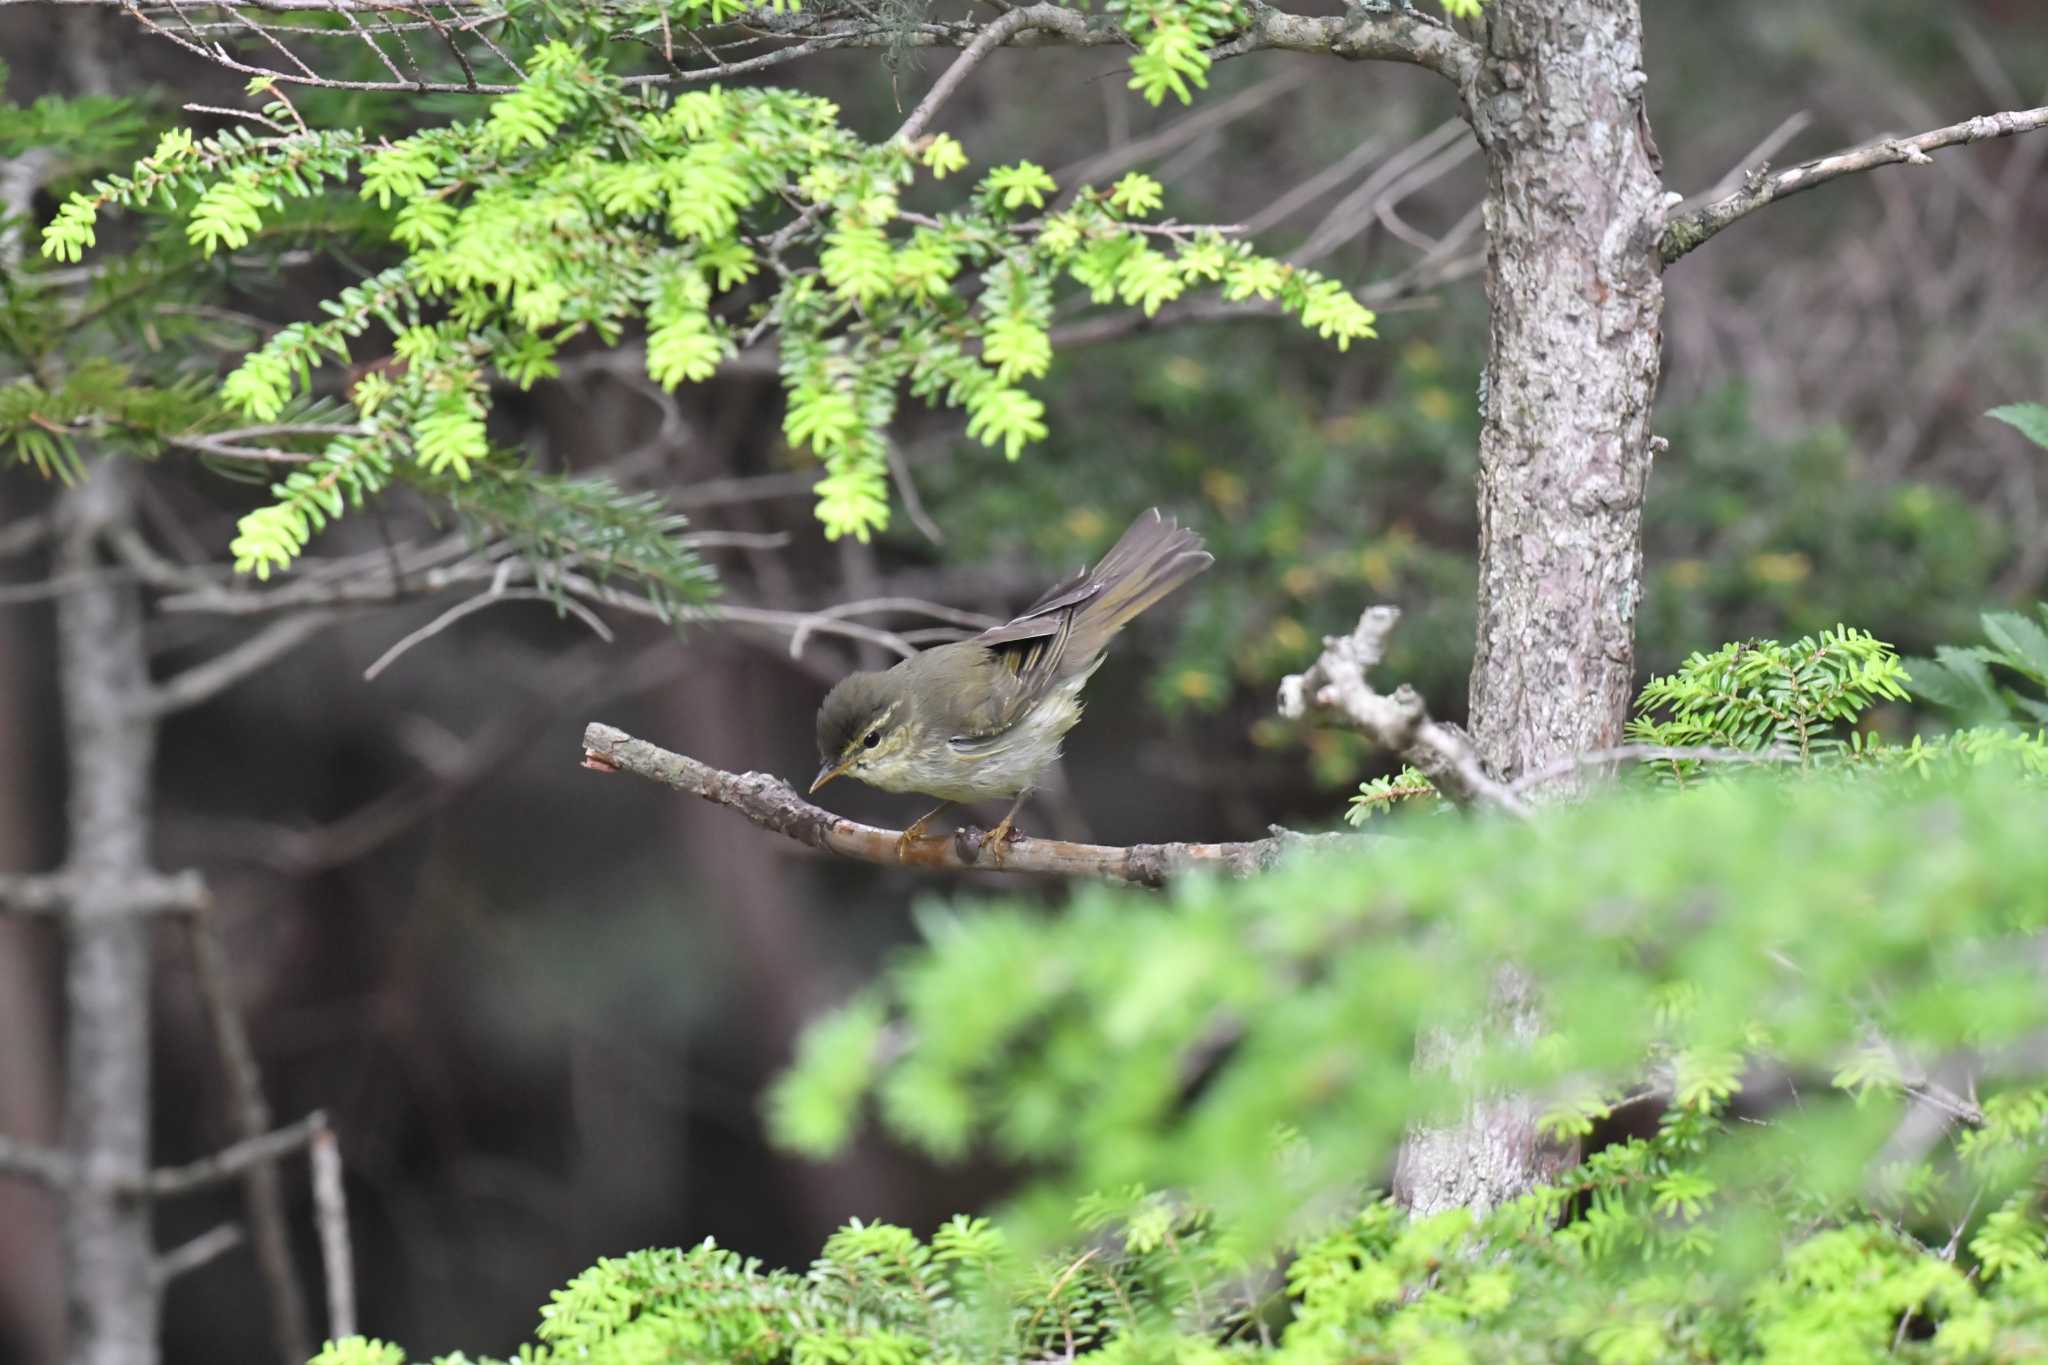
[2,2,2045,1362]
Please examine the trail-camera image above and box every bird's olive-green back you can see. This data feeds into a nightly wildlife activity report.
[815,509,1212,766]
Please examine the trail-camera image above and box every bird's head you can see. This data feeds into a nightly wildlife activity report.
[812,671,920,794]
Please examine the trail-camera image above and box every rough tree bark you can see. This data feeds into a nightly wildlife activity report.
[1466,0,1665,782]
[1395,0,1666,1213]
[56,467,160,1365]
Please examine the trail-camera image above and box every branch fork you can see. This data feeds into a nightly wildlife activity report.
[1279,606,1528,817]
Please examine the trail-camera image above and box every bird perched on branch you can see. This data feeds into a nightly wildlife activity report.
[811,509,1213,860]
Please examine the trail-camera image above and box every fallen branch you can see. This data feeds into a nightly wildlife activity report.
[1278,606,1529,817]
[1660,103,2048,264]
[580,723,1349,886]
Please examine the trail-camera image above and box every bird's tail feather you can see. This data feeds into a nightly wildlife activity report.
[1067,510,1212,661]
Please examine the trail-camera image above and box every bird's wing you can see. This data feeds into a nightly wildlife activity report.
[949,509,1210,743]
[947,606,1082,746]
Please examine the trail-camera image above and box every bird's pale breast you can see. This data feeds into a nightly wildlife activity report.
[883,679,1086,802]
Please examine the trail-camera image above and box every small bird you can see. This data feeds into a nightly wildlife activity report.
[811,509,1213,859]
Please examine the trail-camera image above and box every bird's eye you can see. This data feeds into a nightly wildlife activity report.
[863,730,881,749]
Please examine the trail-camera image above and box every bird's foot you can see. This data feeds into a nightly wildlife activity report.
[979,815,1022,865]
[895,811,941,861]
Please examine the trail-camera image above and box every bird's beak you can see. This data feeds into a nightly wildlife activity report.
[810,758,852,795]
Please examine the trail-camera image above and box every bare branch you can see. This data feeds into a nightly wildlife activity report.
[164,431,329,466]
[1661,103,2048,265]
[23,0,1479,93]
[891,5,1060,147]
[311,1125,356,1340]
[0,869,208,917]
[580,723,1352,887]
[669,471,816,509]
[0,515,52,559]
[154,1223,245,1288]
[140,1111,329,1198]
[784,595,998,660]
[0,1112,328,1197]
[0,874,73,915]
[1293,117,1476,267]
[1278,606,1529,817]
[1690,110,1815,208]
[0,1135,77,1189]
[361,586,611,682]
[186,909,313,1364]
[140,611,339,718]
[884,440,946,546]
[1212,0,1477,84]
[1057,71,1294,190]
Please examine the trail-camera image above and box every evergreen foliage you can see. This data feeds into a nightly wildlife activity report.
[309,764,2048,1363]
[38,36,1378,568]
[303,613,2048,1364]
[2,70,715,608]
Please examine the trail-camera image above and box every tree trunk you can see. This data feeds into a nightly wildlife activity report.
[1397,0,1665,1214]
[1391,966,1574,1215]
[1467,0,1665,781]
[0,554,65,1365]
[57,468,160,1365]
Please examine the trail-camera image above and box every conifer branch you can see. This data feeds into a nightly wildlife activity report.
[579,723,1350,886]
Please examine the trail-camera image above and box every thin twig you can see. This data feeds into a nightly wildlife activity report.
[61,0,1478,94]
[141,1111,329,1197]
[885,440,945,546]
[785,596,998,660]
[893,6,1068,146]
[678,530,793,551]
[0,515,52,559]
[1693,109,1815,206]
[140,612,338,718]
[0,874,72,915]
[0,869,208,917]
[154,1223,245,1288]
[362,586,613,682]
[0,1134,78,1188]
[1661,103,2048,264]
[165,432,320,465]
[186,906,313,1364]
[311,1124,356,1340]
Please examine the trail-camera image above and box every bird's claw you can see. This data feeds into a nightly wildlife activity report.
[979,816,1020,865]
[895,814,938,861]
